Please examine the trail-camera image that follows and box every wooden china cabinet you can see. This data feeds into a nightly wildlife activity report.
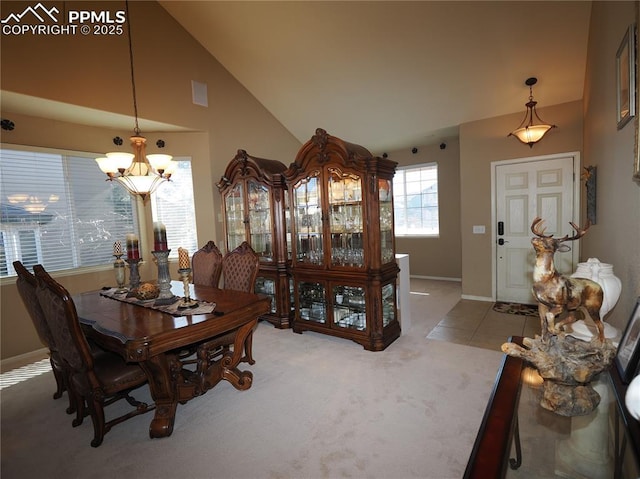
[283,128,400,351]
[217,149,292,328]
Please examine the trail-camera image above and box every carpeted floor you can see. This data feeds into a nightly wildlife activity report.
[1,280,505,479]
[493,301,539,317]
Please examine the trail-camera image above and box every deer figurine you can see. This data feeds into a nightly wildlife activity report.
[530,217,605,342]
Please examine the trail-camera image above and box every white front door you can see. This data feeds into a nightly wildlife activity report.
[494,154,578,303]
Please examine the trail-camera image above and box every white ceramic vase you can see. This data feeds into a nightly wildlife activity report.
[569,258,622,342]
[572,258,622,318]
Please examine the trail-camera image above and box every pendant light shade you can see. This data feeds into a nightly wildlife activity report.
[509,77,556,148]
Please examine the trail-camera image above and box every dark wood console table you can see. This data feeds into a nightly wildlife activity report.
[74,281,270,439]
[464,336,640,478]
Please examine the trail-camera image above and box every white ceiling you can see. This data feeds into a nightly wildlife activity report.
[159,1,592,153]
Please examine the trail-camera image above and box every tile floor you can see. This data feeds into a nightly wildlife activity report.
[410,277,540,352]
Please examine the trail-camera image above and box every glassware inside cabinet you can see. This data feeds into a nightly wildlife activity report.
[379,179,394,264]
[255,276,276,313]
[333,285,366,331]
[247,181,273,261]
[293,174,323,264]
[381,282,396,327]
[328,169,364,267]
[225,182,246,250]
[298,281,326,323]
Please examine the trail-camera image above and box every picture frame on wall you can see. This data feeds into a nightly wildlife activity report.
[634,6,640,183]
[616,24,636,130]
[615,297,640,383]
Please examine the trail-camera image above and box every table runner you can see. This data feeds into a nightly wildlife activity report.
[100,288,216,316]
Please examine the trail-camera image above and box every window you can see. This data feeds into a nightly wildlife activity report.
[0,147,139,277]
[151,158,198,257]
[393,163,439,236]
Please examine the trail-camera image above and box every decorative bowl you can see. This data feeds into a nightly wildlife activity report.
[134,282,159,301]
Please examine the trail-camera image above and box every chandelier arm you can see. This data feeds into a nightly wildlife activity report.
[510,108,533,134]
[531,107,555,128]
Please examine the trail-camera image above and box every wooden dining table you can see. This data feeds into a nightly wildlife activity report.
[73,281,270,439]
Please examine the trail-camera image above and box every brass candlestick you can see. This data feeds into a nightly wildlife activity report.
[113,253,127,293]
[178,268,198,309]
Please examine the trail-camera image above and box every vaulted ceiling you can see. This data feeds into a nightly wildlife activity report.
[159,1,592,153]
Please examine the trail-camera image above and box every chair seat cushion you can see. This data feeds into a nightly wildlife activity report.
[91,351,147,395]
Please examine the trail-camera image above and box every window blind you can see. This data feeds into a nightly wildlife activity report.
[0,147,138,277]
[151,159,198,257]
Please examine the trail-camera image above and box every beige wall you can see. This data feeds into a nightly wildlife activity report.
[580,0,640,332]
[387,139,462,279]
[459,100,584,300]
[0,1,301,360]
[2,1,639,360]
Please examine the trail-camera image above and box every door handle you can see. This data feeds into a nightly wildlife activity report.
[498,238,509,246]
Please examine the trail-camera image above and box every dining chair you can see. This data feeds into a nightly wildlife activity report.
[191,240,223,287]
[33,264,154,447]
[212,241,261,364]
[221,241,260,293]
[14,260,71,411]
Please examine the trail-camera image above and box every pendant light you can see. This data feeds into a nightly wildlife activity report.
[95,0,173,203]
[508,77,556,148]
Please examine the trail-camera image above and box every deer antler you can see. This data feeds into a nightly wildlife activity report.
[531,217,591,242]
[563,220,591,242]
[531,217,552,238]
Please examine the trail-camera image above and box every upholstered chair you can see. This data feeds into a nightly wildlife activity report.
[221,241,260,293]
[14,261,71,410]
[218,242,261,364]
[191,240,223,287]
[33,264,154,447]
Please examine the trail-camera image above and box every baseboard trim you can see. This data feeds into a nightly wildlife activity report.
[1,348,48,373]
[461,294,493,302]
[410,275,462,282]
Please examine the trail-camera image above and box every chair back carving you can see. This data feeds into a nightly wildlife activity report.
[192,240,223,287]
[222,241,260,292]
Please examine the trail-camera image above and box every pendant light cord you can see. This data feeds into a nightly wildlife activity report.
[125,0,140,135]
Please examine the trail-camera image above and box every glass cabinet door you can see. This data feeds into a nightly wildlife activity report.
[298,281,326,324]
[332,285,366,331]
[225,182,245,251]
[254,276,276,313]
[247,180,273,261]
[379,178,394,264]
[381,282,396,327]
[328,168,364,267]
[293,174,323,264]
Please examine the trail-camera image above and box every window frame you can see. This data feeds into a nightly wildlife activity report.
[392,162,440,238]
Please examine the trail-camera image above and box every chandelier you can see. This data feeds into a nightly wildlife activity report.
[508,77,556,148]
[95,0,173,203]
